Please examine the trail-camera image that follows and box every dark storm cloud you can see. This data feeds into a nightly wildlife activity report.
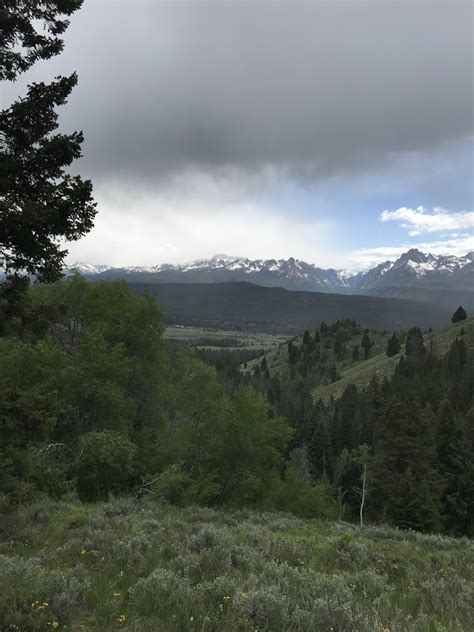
[4,1,473,184]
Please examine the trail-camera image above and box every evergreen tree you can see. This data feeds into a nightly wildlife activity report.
[372,396,441,532]
[287,341,298,365]
[445,338,467,383]
[436,400,474,535]
[386,333,401,357]
[337,384,359,452]
[307,402,333,481]
[1,1,83,80]
[452,306,467,323]
[361,333,371,360]
[1,0,96,287]
[402,327,426,373]
[352,345,360,362]
[329,365,340,383]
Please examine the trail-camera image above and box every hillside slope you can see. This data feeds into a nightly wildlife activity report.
[2,497,473,631]
[313,317,474,402]
[130,281,452,334]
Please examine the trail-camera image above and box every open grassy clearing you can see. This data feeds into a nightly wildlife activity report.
[164,326,287,350]
[313,317,474,402]
[1,497,473,631]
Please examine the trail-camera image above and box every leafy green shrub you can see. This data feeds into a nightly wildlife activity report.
[75,430,137,501]
[151,463,192,504]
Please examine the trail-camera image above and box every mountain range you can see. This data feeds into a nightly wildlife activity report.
[67,249,474,309]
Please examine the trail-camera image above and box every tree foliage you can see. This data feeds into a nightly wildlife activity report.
[0,0,83,80]
[452,306,467,323]
[1,0,95,286]
[1,279,472,535]
[386,333,401,357]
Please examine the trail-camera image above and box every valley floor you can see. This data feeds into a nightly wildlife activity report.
[1,497,473,631]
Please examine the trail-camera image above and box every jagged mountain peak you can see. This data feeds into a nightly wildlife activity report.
[401,247,425,261]
[63,250,473,309]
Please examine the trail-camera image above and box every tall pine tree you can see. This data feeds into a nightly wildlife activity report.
[372,396,440,532]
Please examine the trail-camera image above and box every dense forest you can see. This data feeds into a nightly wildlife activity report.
[130,281,452,334]
[1,275,472,537]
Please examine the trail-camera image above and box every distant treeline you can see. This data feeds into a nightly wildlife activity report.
[131,281,452,334]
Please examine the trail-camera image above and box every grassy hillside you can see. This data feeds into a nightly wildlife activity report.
[130,282,452,334]
[1,497,473,631]
[313,317,474,403]
[241,326,393,377]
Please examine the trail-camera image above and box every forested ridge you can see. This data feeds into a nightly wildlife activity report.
[130,281,452,334]
[1,275,472,537]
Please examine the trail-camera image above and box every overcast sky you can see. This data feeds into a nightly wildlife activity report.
[3,0,473,269]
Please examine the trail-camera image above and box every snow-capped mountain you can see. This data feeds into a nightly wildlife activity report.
[66,254,359,292]
[353,249,474,295]
[65,249,474,308]
[64,262,113,276]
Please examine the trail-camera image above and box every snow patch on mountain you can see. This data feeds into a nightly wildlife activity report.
[64,250,474,296]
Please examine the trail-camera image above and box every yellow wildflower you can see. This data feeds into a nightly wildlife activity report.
[223,595,231,602]
[117,614,126,624]
[113,591,122,598]
[48,622,60,630]
[80,548,87,555]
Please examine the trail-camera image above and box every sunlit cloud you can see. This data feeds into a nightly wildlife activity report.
[381,206,474,236]
[347,234,474,271]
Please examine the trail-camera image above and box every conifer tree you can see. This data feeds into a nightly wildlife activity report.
[1,0,96,288]
[361,333,371,360]
[452,306,467,323]
[307,401,333,481]
[401,327,426,374]
[386,333,401,357]
[372,396,441,532]
[445,338,467,383]
[436,400,474,535]
[337,383,359,452]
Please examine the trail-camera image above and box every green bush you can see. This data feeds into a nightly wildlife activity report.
[75,430,137,501]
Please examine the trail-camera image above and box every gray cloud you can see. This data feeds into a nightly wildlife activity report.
[3,0,472,186]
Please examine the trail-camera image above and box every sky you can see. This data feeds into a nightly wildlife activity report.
[3,0,473,270]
